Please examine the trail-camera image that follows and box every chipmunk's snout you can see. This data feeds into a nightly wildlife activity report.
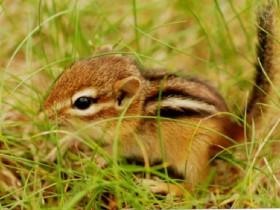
[39,109,71,128]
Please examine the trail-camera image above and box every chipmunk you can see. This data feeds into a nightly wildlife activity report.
[42,0,280,196]
[43,54,243,195]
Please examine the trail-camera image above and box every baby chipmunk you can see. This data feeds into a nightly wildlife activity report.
[43,1,280,196]
[44,54,243,195]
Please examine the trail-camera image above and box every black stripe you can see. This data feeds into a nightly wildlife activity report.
[158,106,212,118]
[142,71,177,81]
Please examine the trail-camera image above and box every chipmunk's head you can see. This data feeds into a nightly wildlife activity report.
[44,55,144,122]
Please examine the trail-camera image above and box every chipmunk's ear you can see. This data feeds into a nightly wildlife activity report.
[114,77,141,109]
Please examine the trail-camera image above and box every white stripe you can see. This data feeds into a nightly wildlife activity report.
[72,87,98,102]
[146,97,218,115]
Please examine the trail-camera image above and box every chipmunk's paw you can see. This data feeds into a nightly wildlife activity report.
[139,179,169,195]
[138,178,184,196]
[139,178,166,194]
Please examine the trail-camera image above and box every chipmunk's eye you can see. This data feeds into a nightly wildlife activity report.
[73,96,97,110]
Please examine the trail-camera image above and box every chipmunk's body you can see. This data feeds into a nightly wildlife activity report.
[44,55,240,192]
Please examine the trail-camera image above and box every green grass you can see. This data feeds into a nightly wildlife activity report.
[0,0,280,209]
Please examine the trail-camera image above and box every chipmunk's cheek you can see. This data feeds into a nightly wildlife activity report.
[66,119,114,144]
